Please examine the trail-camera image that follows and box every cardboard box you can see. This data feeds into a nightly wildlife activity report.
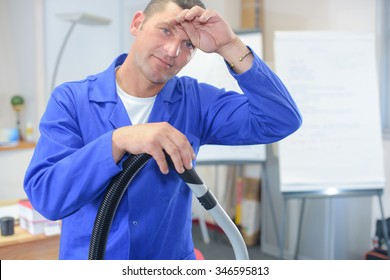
[236,177,261,246]
[240,0,264,30]
[18,199,59,235]
[234,177,244,226]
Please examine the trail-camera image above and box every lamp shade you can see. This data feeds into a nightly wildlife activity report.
[57,13,111,26]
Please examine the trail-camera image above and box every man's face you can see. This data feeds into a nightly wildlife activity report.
[131,2,196,85]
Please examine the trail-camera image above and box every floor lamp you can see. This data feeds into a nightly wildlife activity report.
[51,13,111,91]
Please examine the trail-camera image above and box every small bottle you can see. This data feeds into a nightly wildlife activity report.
[372,236,379,248]
[25,121,34,142]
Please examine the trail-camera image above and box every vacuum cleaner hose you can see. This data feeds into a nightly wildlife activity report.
[88,153,151,260]
[88,153,249,260]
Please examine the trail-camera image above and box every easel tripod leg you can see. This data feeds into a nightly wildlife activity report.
[263,169,281,258]
[279,197,287,259]
[378,193,390,256]
[294,198,306,259]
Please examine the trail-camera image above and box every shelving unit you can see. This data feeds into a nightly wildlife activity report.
[0,141,36,152]
[0,225,60,260]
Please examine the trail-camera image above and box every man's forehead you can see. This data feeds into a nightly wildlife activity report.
[163,19,185,31]
[149,1,183,18]
[146,11,186,33]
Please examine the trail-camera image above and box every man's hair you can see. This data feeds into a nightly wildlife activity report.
[143,0,206,20]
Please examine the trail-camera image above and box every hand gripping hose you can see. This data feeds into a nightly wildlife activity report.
[88,153,249,260]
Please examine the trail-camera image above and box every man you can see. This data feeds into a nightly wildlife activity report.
[24,0,302,259]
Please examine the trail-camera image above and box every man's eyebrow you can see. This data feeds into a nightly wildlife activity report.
[164,19,184,30]
[161,19,193,45]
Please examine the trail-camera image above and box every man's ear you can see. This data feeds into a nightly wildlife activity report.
[130,11,145,36]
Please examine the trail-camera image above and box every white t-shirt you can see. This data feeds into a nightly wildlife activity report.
[116,79,156,125]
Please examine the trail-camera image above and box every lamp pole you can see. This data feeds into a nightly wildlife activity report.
[50,21,77,91]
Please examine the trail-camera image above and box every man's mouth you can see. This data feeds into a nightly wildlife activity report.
[154,55,173,69]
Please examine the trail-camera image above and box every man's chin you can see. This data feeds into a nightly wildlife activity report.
[148,71,177,85]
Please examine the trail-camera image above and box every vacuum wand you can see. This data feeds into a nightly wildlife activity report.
[166,155,249,260]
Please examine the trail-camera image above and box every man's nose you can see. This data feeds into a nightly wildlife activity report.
[165,40,181,58]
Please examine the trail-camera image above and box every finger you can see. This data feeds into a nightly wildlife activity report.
[164,131,195,173]
[147,125,184,173]
[162,137,189,174]
[176,6,206,23]
[186,9,215,24]
[168,16,183,28]
[150,148,170,175]
[198,9,216,23]
[176,142,194,171]
[168,129,195,170]
[145,123,195,174]
[175,9,190,24]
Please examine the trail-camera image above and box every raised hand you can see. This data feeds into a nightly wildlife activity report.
[173,6,253,74]
[173,6,236,54]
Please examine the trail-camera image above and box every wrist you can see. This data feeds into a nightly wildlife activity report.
[218,37,254,74]
[112,129,125,164]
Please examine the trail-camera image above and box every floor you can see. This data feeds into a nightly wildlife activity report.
[192,223,277,260]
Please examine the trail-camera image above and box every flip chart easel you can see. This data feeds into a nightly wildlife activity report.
[274,31,389,259]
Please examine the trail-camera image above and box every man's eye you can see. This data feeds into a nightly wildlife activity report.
[183,41,194,50]
[162,28,170,34]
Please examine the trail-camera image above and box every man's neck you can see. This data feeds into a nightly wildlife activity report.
[116,60,163,98]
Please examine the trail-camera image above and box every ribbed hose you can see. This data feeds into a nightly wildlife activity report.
[88,153,151,260]
[89,152,249,260]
